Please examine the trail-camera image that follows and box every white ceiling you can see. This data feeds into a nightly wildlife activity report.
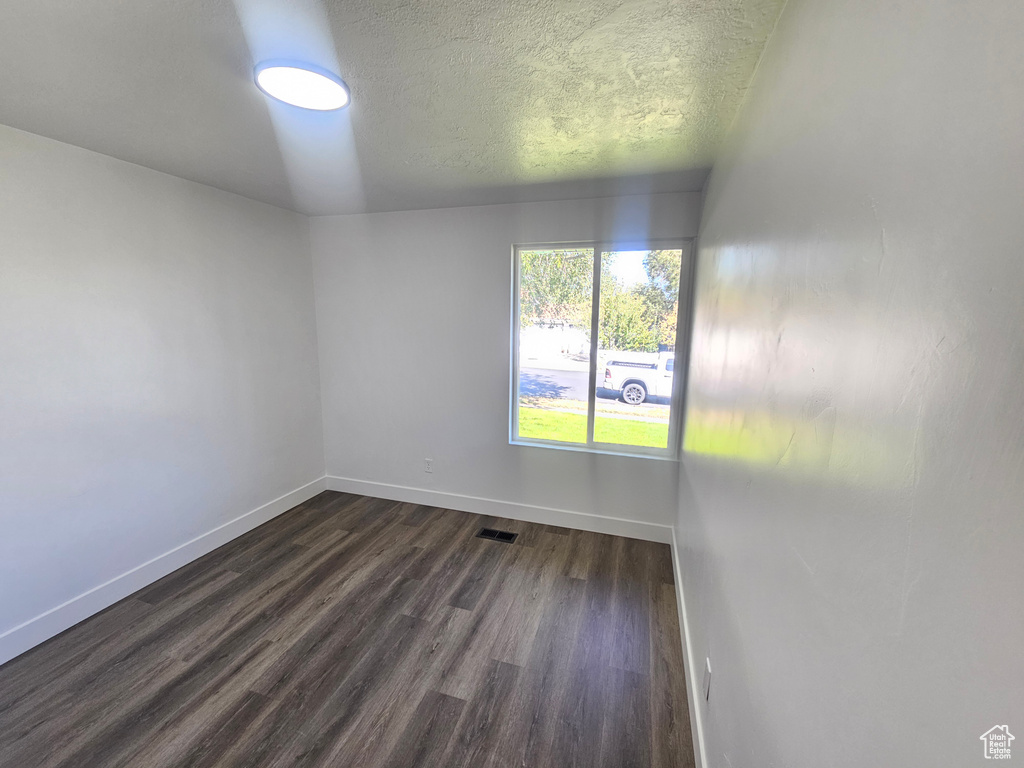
[0,0,785,215]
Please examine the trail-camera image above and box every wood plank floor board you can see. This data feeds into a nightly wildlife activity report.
[402,527,490,620]
[447,538,507,611]
[293,525,348,553]
[400,504,442,529]
[483,542,558,668]
[651,582,696,768]
[254,570,422,702]
[609,537,655,675]
[98,641,282,768]
[49,614,283,768]
[171,689,274,768]
[551,660,608,768]
[0,594,200,736]
[601,666,654,768]
[432,587,516,702]
[267,612,428,768]
[335,624,466,767]
[0,596,156,722]
[445,659,522,768]
[379,689,465,768]
[0,491,694,768]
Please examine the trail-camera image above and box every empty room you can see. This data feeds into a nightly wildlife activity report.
[1,0,1021,766]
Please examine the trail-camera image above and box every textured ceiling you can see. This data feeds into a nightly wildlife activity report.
[0,0,785,215]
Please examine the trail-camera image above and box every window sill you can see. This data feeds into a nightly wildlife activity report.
[509,438,680,462]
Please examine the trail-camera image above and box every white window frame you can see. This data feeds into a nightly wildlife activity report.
[509,238,695,460]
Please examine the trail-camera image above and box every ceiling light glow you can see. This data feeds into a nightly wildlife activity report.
[254,61,349,111]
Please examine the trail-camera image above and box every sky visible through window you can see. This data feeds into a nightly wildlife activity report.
[606,250,649,290]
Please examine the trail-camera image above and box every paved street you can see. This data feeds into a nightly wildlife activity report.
[519,367,669,409]
[519,367,590,400]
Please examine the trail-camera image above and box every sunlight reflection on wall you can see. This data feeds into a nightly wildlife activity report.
[683,241,936,490]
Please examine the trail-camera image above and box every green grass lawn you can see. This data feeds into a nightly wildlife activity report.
[518,406,668,449]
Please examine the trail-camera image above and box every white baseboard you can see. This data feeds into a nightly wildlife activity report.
[325,476,673,544]
[670,526,709,768]
[0,476,327,667]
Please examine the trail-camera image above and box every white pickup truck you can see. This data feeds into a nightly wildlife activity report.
[603,354,675,404]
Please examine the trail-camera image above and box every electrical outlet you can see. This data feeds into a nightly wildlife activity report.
[703,658,712,701]
[424,458,433,473]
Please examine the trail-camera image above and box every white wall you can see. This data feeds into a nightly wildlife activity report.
[677,0,1024,766]
[0,124,325,663]
[311,193,701,536]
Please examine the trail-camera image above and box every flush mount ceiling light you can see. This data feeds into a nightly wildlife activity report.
[254,61,350,111]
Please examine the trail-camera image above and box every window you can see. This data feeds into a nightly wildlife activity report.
[511,241,692,458]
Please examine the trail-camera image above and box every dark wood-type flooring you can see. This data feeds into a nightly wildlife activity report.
[0,492,694,768]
